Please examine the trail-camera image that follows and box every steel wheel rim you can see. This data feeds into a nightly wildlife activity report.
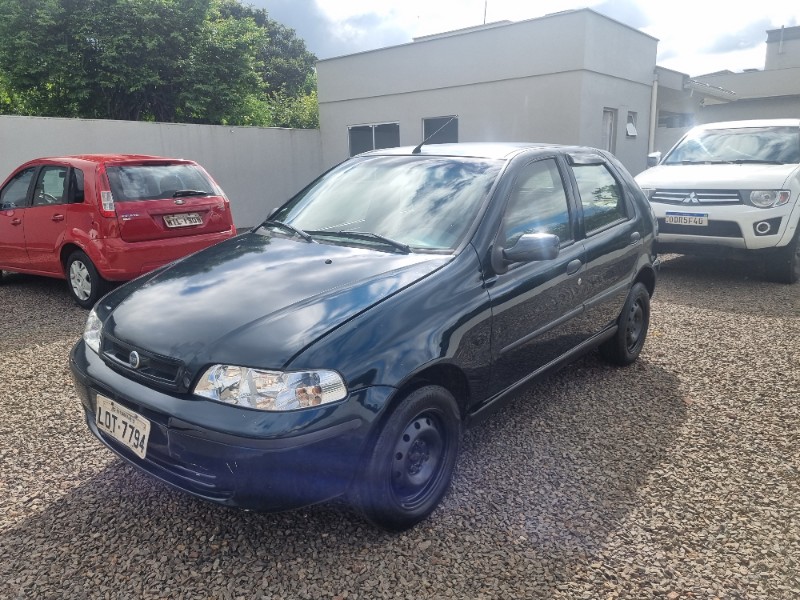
[390,413,447,510]
[625,300,644,351]
[69,261,92,301]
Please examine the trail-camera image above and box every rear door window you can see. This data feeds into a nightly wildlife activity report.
[32,166,69,206]
[106,164,218,201]
[572,163,628,234]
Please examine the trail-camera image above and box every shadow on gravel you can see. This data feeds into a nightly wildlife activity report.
[0,353,686,599]
[655,254,799,317]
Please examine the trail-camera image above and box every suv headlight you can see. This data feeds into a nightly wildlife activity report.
[194,365,347,411]
[83,309,103,354]
[749,190,791,208]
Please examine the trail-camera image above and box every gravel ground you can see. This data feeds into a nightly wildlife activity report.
[1,254,798,600]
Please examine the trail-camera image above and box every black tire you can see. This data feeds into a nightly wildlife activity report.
[351,385,462,532]
[765,231,800,284]
[66,250,107,309]
[600,282,651,366]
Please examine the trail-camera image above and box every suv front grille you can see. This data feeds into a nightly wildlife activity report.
[651,189,741,205]
[101,334,188,392]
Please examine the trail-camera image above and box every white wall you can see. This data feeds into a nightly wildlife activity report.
[0,116,323,228]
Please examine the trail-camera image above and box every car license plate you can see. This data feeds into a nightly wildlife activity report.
[665,211,708,226]
[95,395,150,459]
[164,213,202,228]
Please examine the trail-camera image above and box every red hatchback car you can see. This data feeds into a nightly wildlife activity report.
[0,154,236,307]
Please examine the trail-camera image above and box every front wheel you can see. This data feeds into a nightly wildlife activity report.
[66,251,107,309]
[350,385,461,532]
[765,232,800,284]
[600,282,651,366]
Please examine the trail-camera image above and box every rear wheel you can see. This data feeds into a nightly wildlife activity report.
[351,385,461,532]
[66,251,107,309]
[765,231,800,284]
[600,282,651,366]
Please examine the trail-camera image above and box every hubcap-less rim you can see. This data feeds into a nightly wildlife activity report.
[625,300,644,351]
[69,260,92,301]
[391,413,446,509]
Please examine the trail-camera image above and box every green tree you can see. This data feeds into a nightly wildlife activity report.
[0,0,318,127]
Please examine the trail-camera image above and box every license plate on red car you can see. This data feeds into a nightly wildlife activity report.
[164,213,202,228]
[95,395,150,459]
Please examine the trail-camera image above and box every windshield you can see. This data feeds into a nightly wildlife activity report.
[271,155,503,252]
[106,163,221,201]
[664,126,800,165]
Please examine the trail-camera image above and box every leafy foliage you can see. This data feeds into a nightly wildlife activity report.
[0,0,318,127]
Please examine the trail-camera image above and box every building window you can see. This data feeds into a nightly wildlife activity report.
[348,123,400,156]
[601,108,617,153]
[626,112,638,137]
[422,116,458,144]
[658,111,694,129]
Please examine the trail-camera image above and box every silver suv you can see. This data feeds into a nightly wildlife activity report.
[636,119,800,283]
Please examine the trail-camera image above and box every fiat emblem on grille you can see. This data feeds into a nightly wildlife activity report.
[129,351,141,369]
[683,192,699,204]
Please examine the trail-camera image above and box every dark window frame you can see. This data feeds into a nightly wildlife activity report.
[347,122,400,157]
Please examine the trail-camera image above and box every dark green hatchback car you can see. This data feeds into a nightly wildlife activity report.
[70,143,658,531]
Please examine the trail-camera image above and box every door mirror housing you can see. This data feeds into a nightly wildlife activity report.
[646,152,662,168]
[503,232,560,263]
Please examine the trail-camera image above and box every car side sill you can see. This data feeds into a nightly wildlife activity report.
[467,325,617,428]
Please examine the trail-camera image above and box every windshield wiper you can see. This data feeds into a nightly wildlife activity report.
[259,219,314,242]
[313,230,411,254]
[172,190,211,197]
[729,159,785,165]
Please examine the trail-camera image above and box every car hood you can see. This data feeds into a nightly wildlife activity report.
[635,163,800,189]
[100,232,450,369]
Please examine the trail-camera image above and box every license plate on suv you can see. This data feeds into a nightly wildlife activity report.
[164,213,202,228]
[95,394,150,459]
[665,211,708,226]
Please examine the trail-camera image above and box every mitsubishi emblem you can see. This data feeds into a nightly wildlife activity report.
[683,192,699,204]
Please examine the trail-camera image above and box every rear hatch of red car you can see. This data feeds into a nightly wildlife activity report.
[102,159,234,243]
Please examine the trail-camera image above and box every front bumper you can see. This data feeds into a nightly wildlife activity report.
[70,340,394,512]
[651,201,798,251]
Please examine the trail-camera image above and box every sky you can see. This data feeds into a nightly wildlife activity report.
[254,0,800,76]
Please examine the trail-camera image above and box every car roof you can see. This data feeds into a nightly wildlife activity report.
[24,154,195,166]
[360,142,603,160]
[691,119,800,131]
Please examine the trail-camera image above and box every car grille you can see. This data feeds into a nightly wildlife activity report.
[651,189,741,205]
[657,219,743,238]
[101,333,188,392]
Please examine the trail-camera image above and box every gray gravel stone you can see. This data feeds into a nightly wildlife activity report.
[0,254,798,599]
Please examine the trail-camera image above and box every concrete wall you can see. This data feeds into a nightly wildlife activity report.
[317,9,657,175]
[0,116,323,228]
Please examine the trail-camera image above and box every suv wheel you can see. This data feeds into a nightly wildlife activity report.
[600,282,651,366]
[766,231,800,284]
[66,251,107,309]
[351,385,461,532]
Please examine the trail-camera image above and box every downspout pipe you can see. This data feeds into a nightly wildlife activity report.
[648,70,658,154]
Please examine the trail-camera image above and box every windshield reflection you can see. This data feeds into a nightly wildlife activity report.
[272,156,503,251]
[664,126,800,165]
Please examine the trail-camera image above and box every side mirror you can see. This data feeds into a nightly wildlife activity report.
[646,152,662,168]
[503,232,560,263]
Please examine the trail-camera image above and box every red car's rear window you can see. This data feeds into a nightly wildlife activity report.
[106,163,219,201]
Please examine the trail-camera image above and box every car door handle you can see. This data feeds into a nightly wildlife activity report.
[567,259,582,275]
[51,214,65,222]
[630,231,641,244]
[11,218,22,226]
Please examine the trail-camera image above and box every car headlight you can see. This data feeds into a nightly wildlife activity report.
[194,365,348,411]
[83,309,103,354]
[749,190,791,208]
